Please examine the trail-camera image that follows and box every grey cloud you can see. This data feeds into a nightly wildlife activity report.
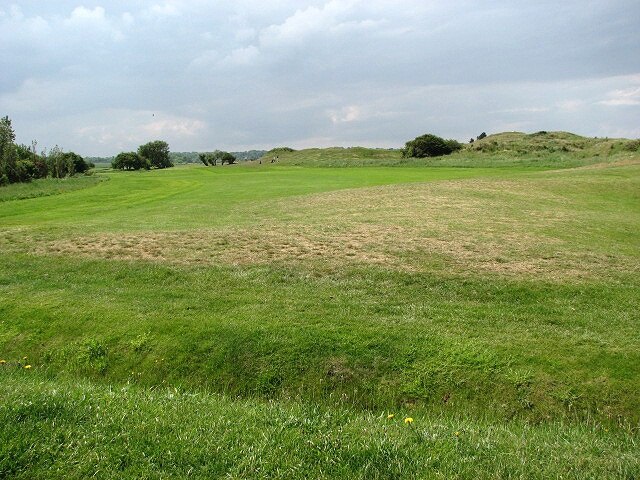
[1,1,639,155]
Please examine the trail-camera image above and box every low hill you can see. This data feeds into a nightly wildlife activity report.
[468,131,635,156]
[259,147,403,167]
[258,132,640,168]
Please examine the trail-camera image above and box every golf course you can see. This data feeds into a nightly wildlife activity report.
[1,132,639,478]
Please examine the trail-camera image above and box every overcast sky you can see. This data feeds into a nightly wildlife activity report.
[1,1,639,156]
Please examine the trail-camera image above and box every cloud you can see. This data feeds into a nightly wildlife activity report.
[148,2,181,17]
[221,45,260,66]
[599,86,640,106]
[66,6,106,24]
[328,105,363,124]
[1,1,639,155]
[72,110,206,154]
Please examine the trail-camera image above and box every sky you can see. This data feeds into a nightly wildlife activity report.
[1,1,639,156]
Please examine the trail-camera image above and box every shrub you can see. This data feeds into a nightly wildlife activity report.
[112,152,149,171]
[624,139,640,152]
[402,134,463,158]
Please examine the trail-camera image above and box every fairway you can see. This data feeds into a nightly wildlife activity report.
[1,157,639,478]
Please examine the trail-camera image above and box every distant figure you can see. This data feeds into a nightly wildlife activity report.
[259,160,262,164]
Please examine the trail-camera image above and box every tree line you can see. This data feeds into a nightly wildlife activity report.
[0,116,91,186]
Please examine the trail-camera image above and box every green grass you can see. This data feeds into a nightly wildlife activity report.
[1,142,639,477]
[0,175,104,202]
[1,369,638,479]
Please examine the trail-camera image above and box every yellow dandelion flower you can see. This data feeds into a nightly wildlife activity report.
[23,356,27,360]
[455,431,460,437]
[404,417,413,424]
[24,365,32,369]
[0,359,6,364]
[387,414,395,419]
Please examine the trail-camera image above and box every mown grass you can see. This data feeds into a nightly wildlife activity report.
[1,369,638,479]
[1,143,639,477]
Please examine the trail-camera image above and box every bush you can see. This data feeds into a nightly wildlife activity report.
[402,134,462,158]
[112,152,149,171]
[64,152,90,174]
[624,139,640,152]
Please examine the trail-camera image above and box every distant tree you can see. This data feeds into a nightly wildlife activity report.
[46,146,75,179]
[16,143,48,180]
[0,116,18,185]
[198,150,236,166]
[138,140,172,169]
[112,152,148,171]
[401,134,462,158]
[219,151,236,165]
[63,152,90,174]
[477,132,487,140]
[469,138,474,143]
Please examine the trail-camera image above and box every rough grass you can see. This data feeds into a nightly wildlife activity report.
[0,175,104,202]
[261,131,640,169]
[1,370,638,479]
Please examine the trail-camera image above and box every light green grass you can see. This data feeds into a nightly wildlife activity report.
[1,146,639,477]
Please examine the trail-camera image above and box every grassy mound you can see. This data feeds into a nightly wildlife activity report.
[259,147,403,167]
[257,131,640,168]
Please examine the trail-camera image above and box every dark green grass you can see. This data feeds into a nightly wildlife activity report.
[1,369,638,479]
[0,254,638,420]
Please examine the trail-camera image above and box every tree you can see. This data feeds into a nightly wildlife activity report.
[63,152,90,174]
[46,146,74,179]
[16,143,47,180]
[219,151,236,165]
[198,151,236,166]
[138,140,172,169]
[0,116,18,185]
[112,152,148,170]
[477,132,487,141]
[401,134,462,158]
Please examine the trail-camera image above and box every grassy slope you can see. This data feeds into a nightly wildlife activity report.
[1,141,639,477]
[0,175,104,202]
[1,370,637,479]
[261,131,639,168]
